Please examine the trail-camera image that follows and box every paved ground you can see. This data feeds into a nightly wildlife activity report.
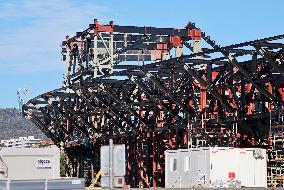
[85,188,281,190]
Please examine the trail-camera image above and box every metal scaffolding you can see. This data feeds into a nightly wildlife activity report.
[23,19,284,187]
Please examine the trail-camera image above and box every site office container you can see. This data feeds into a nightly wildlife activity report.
[0,147,60,180]
[165,147,267,188]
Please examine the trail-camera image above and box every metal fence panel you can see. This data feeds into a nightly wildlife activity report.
[47,179,84,190]
[0,179,84,190]
[0,180,7,190]
[9,180,45,190]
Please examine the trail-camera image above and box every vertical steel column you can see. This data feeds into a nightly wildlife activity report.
[152,132,156,187]
[66,46,71,86]
[93,35,98,77]
[109,138,114,189]
[110,34,114,73]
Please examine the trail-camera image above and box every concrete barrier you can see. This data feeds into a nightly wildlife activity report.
[0,178,84,190]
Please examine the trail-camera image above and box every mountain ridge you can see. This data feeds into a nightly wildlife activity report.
[0,108,44,140]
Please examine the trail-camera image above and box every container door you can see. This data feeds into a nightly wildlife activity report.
[253,149,267,187]
[165,151,180,188]
[239,149,254,187]
[180,150,191,188]
[210,148,238,187]
[197,154,206,183]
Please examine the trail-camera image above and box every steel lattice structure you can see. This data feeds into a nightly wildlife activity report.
[23,19,284,187]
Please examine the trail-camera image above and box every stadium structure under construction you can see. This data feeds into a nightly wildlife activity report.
[23,19,284,187]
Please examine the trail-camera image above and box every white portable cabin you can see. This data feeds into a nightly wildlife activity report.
[165,147,267,188]
[0,147,60,180]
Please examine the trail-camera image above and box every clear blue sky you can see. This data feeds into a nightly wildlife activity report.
[0,0,283,108]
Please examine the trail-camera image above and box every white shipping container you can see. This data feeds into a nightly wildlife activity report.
[0,147,60,180]
[100,144,126,187]
[165,147,267,188]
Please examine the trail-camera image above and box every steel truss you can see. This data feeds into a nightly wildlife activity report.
[23,19,284,187]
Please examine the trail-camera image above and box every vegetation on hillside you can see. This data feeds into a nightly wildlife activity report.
[0,108,44,140]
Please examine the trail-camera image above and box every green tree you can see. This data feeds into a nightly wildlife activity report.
[60,152,67,177]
